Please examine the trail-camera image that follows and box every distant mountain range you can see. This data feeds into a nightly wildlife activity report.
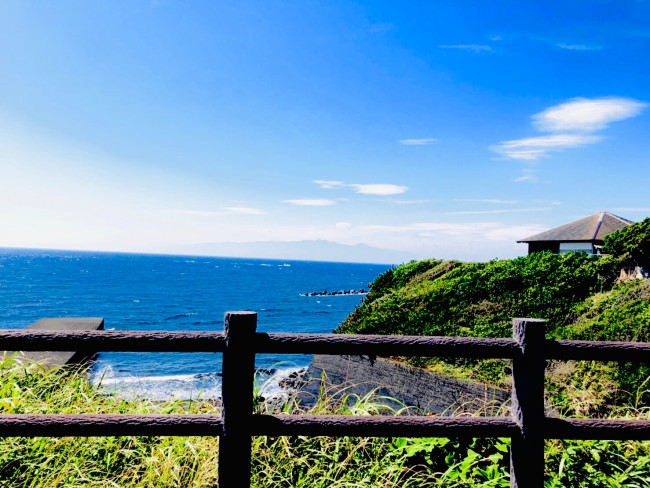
[170,240,415,264]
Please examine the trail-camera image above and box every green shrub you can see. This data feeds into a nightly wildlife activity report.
[603,217,650,269]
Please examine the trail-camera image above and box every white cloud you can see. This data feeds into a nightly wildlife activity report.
[174,210,223,217]
[394,199,429,205]
[284,199,337,206]
[454,198,518,205]
[314,180,408,196]
[223,206,267,215]
[350,183,408,195]
[175,206,267,217]
[360,221,547,242]
[491,134,600,160]
[557,43,602,51]
[513,175,538,183]
[335,222,352,229]
[483,224,549,241]
[533,97,647,132]
[313,180,345,189]
[399,138,437,145]
[446,207,551,215]
[611,207,650,213]
[439,44,492,53]
[492,97,647,183]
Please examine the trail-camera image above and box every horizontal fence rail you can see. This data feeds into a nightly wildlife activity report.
[0,330,227,352]
[2,313,650,487]
[0,414,223,437]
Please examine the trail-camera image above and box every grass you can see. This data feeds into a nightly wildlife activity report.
[2,356,650,487]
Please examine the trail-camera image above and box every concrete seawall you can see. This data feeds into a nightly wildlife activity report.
[296,354,509,415]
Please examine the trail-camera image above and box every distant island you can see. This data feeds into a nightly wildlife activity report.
[158,239,415,264]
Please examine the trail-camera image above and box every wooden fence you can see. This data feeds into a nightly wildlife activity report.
[2,311,650,487]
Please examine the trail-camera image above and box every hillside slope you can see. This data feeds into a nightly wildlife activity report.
[337,252,620,339]
[336,218,650,411]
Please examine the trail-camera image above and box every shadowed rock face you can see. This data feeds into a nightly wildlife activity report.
[296,355,509,415]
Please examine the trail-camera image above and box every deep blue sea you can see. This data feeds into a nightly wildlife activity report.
[0,249,390,400]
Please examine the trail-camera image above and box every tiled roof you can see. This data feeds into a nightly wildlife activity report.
[518,212,633,243]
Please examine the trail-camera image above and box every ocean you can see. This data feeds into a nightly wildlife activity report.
[0,248,391,400]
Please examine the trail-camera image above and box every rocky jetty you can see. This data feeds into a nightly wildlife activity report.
[302,289,368,297]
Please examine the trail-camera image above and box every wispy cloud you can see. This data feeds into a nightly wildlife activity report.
[491,97,647,182]
[491,134,601,160]
[557,43,602,51]
[223,206,267,215]
[350,184,408,195]
[313,180,345,189]
[361,221,547,241]
[399,138,437,146]
[314,180,408,196]
[454,198,518,205]
[611,207,650,213]
[533,97,647,132]
[446,207,551,215]
[513,175,537,183]
[394,199,430,205]
[174,206,267,217]
[284,199,337,206]
[439,44,492,53]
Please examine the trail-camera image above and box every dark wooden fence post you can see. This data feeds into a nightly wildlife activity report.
[510,318,546,487]
[218,311,257,488]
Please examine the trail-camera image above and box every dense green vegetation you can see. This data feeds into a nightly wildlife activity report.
[337,218,650,410]
[2,357,650,487]
[603,217,650,270]
[338,252,620,339]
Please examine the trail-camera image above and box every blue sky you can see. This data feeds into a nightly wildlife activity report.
[1,1,649,262]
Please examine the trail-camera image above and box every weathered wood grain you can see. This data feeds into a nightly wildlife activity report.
[547,339,650,362]
[251,414,518,437]
[0,330,226,352]
[0,414,223,437]
[255,333,519,358]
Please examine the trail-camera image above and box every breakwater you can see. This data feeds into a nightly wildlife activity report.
[301,289,368,296]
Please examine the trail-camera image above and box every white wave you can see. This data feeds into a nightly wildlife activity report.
[91,365,305,402]
[91,367,222,401]
[255,366,306,403]
[94,373,201,386]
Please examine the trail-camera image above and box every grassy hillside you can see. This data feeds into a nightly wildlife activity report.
[340,218,650,340]
[336,219,650,410]
[338,252,620,339]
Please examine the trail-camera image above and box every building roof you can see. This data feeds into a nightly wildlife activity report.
[518,211,633,243]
